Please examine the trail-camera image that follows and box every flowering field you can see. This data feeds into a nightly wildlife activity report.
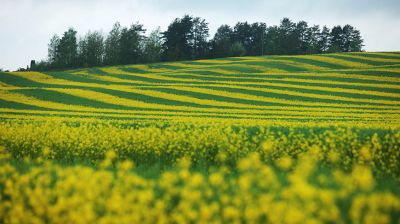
[1,52,400,223]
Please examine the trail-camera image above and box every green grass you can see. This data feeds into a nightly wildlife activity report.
[0,51,399,121]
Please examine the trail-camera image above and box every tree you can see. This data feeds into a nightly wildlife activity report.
[264,25,280,55]
[250,22,267,56]
[47,34,60,67]
[78,31,104,67]
[318,26,331,53]
[191,17,209,59]
[119,23,146,64]
[329,25,344,52]
[104,22,122,65]
[328,25,363,53]
[31,60,50,71]
[231,22,267,56]
[57,28,78,68]
[349,28,363,52]
[230,41,246,56]
[342,24,363,52]
[232,22,252,55]
[162,15,195,61]
[294,21,309,54]
[210,25,234,58]
[278,18,297,54]
[86,31,104,66]
[162,15,209,61]
[143,27,164,63]
[305,25,321,54]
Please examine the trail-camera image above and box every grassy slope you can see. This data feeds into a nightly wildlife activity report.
[1,52,400,223]
[0,51,399,123]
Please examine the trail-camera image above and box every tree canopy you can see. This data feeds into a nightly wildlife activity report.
[29,16,364,71]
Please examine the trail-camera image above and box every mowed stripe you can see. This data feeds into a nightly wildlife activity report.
[3,73,396,109]
[325,54,400,66]
[8,70,400,96]
[94,67,400,91]
[161,72,400,89]
[7,72,399,110]
[150,86,400,109]
[3,87,398,119]
[1,106,398,120]
[4,71,400,104]
[1,52,399,122]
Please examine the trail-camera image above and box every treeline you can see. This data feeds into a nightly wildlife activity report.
[29,15,363,71]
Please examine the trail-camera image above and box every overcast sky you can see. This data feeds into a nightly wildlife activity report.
[1,0,399,70]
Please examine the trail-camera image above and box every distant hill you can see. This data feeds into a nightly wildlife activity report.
[0,52,399,124]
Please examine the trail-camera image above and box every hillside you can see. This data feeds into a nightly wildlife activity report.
[1,52,400,223]
[1,52,400,124]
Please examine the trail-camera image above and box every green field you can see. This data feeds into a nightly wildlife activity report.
[0,51,399,123]
[1,52,400,223]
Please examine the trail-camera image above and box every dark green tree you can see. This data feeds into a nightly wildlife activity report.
[278,18,297,54]
[250,23,267,56]
[230,41,246,56]
[191,17,209,59]
[318,26,331,53]
[104,22,122,65]
[78,31,104,67]
[57,28,78,68]
[119,23,146,64]
[294,21,309,54]
[305,25,321,54]
[232,22,251,55]
[162,15,195,61]
[329,25,344,52]
[143,27,164,63]
[210,25,234,58]
[264,25,280,55]
[231,22,267,56]
[342,24,363,52]
[47,34,60,67]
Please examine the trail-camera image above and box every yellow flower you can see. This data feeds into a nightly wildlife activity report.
[42,147,51,157]
[223,206,239,220]
[189,173,203,187]
[261,140,275,153]
[352,165,374,190]
[327,150,340,163]
[359,145,372,161]
[105,150,117,160]
[209,173,224,186]
[178,157,191,169]
[119,160,134,172]
[276,156,293,170]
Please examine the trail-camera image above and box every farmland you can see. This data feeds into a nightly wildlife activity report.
[1,52,400,223]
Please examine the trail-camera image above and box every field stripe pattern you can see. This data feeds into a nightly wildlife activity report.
[1,52,399,122]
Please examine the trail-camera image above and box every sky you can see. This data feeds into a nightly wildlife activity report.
[0,0,400,71]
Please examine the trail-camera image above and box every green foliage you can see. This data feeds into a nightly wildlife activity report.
[230,41,246,56]
[57,28,78,68]
[119,23,146,65]
[31,17,364,71]
[162,15,209,61]
[143,27,164,63]
[78,31,104,67]
[104,22,122,65]
[210,25,234,58]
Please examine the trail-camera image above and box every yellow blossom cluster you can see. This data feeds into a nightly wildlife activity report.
[1,146,399,223]
[0,120,399,176]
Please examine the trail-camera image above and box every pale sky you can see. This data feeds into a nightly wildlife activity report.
[1,0,399,71]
